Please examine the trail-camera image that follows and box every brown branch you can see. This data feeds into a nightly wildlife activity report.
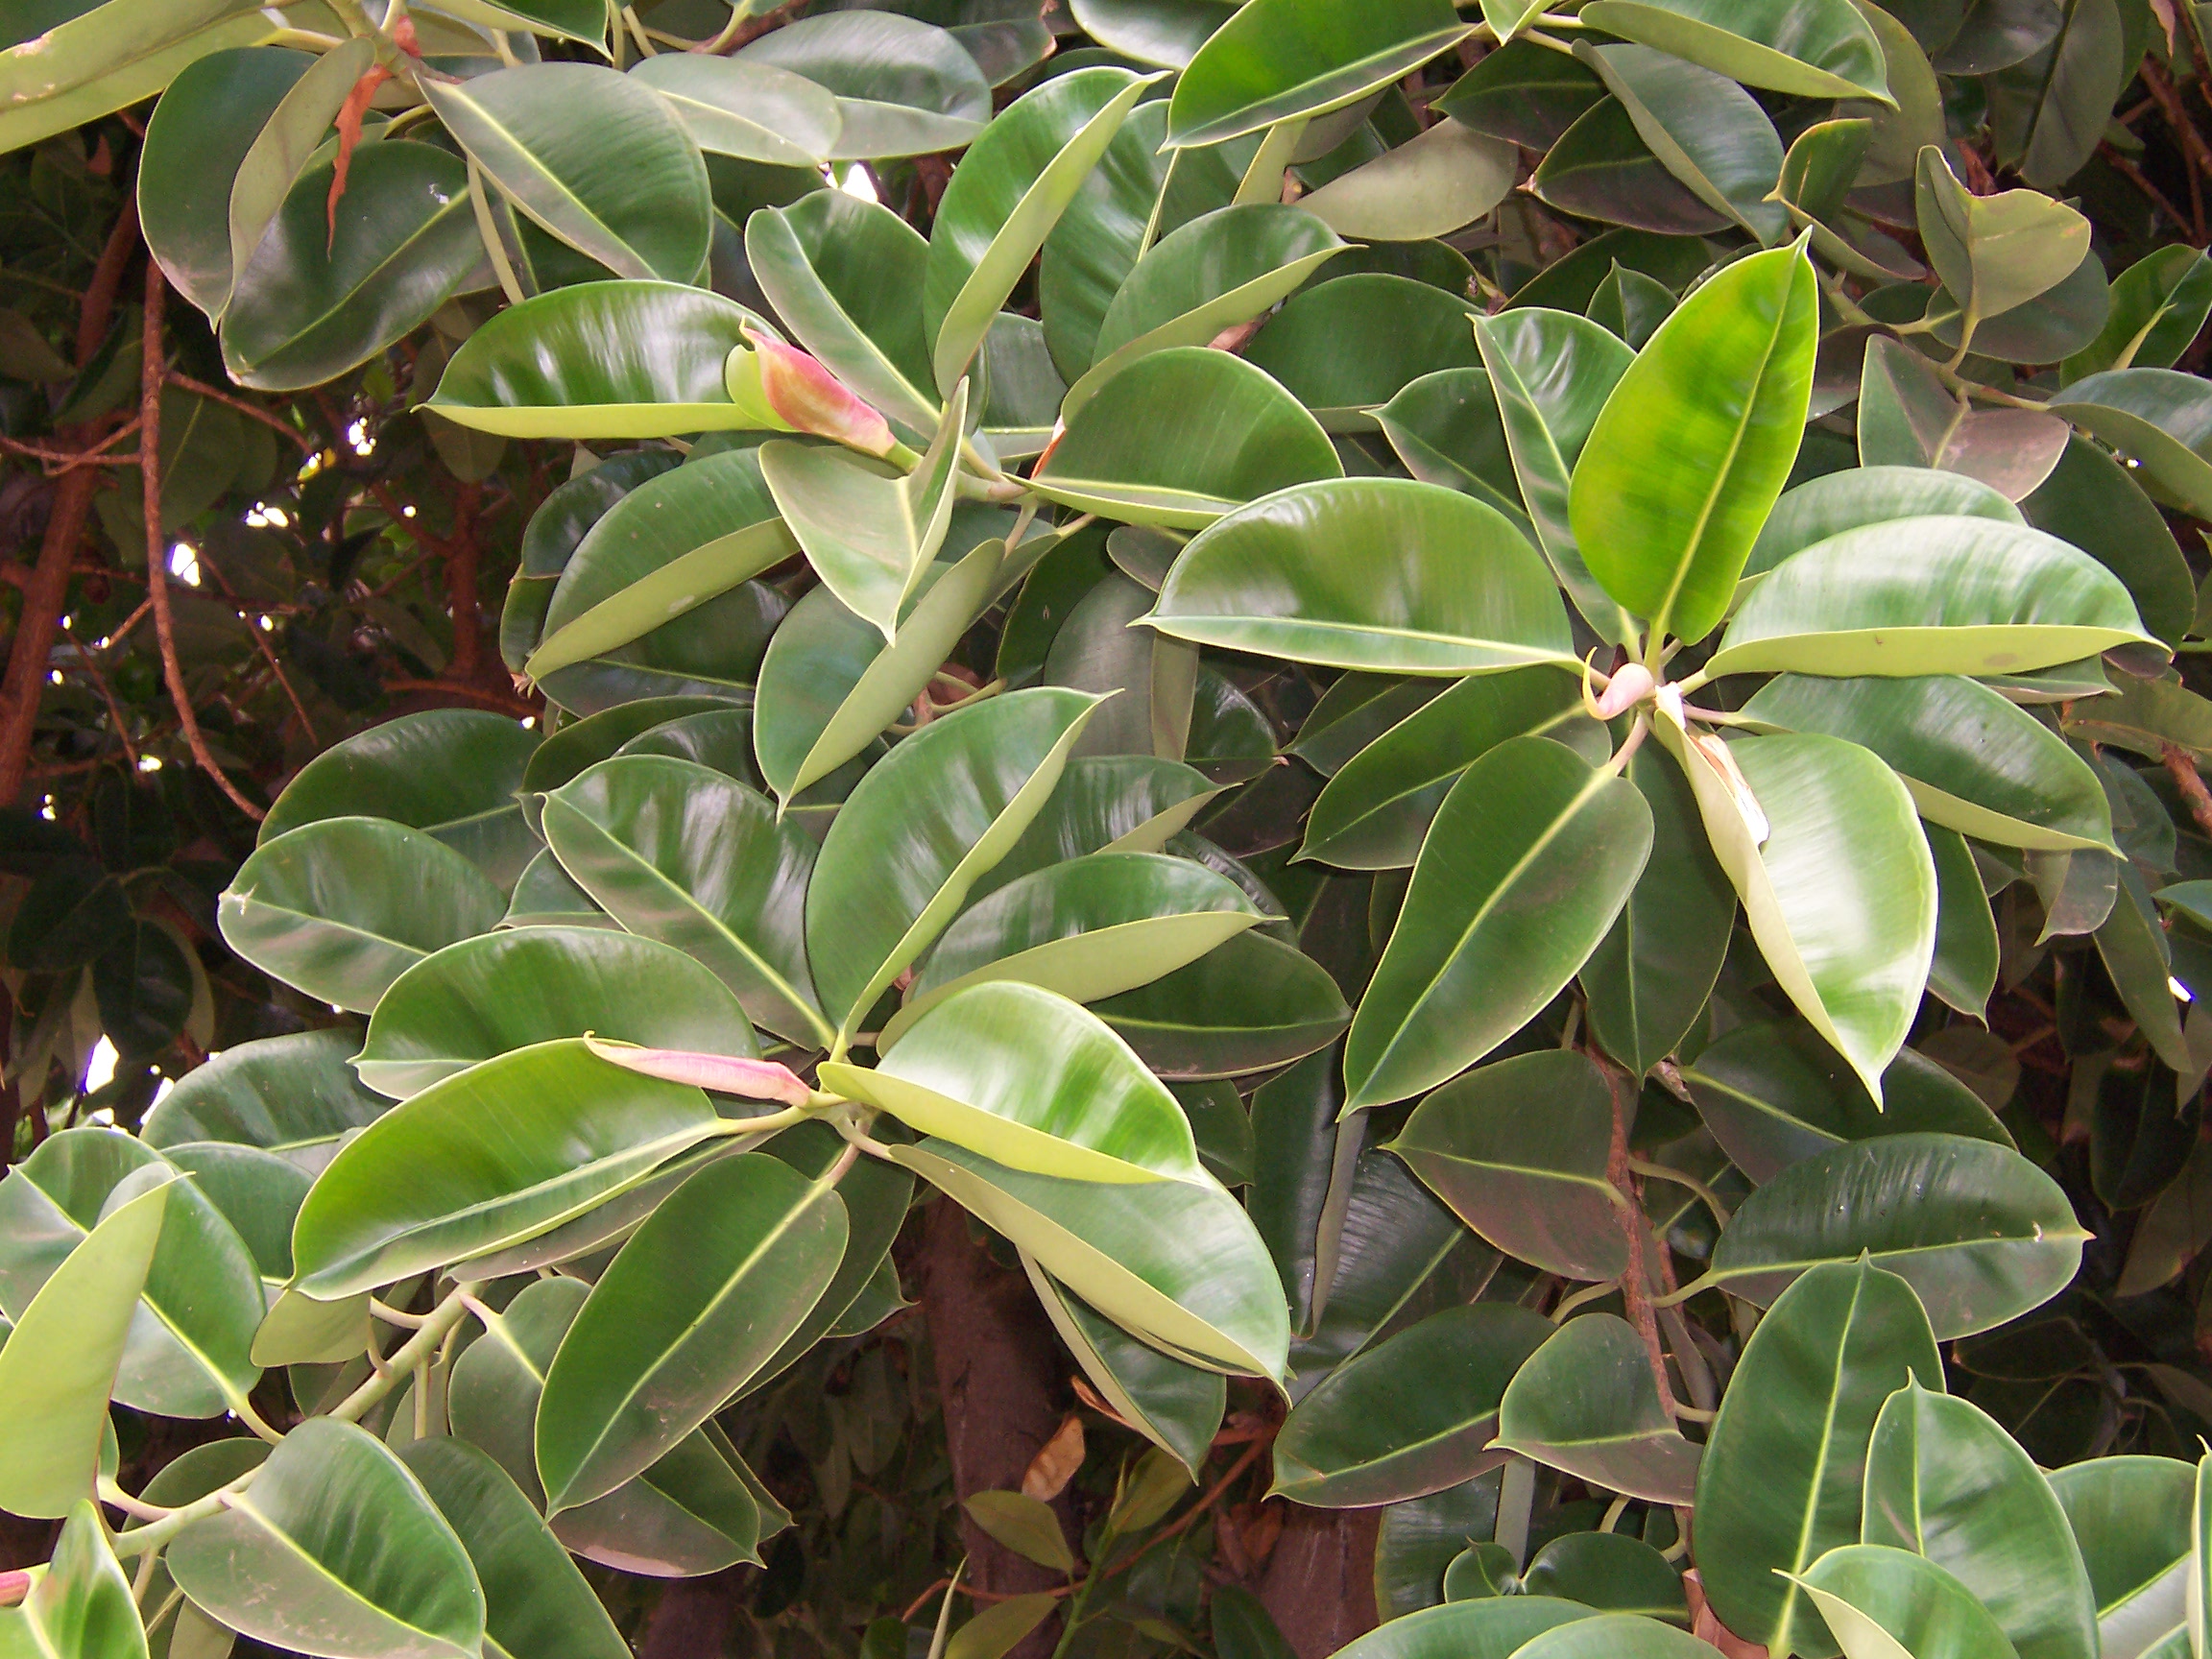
[1599,1056,1684,1420]
[2102,142,2200,245]
[445,481,482,683]
[0,421,142,471]
[164,371,317,455]
[381,678,537,716]
[2164,744,2212,840]
[140,262,263,823]
[76,196,138,367]
[2141,57,2212,241]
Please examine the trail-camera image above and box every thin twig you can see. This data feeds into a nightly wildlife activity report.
[164,371,318,454]
[2164,744,2212,840]
[140,262,264,822]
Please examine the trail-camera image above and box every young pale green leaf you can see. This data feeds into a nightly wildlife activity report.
[1147,479,1575,675]
[421,63,709,284]
[355,927,757,1100]
[1693,1259,1944,1656]
[1387,1050,1630,1282]
[398,1437,630,1659]
[140,1029,391,1174]
[1271,1305,1553,1506]
[1575,44,1791,244]
[1296,119,1516,242]
[1580,0,1891,100]
[0,1178,167,1518]
[1345,735,1652,1111]
[892,1138,1290,1379]
[0,1503,143,1659]
[1473,308,1638,644]
[735,10,991,160]
[537,1153,847,1512]
[138,45,312,320]
[806,688,1101,1042]
[1023,1256,1226,1478]
[1571,243,1818,645]
[1165,0,1472,148]
[925,68,1158,394]
[1680,1022,2011,1185]
[221,140,481,392]
[964,1491,1075,1575]
[217,817,508,1015]
[627,55,841,167]
[425,282,778,439]
[1301,667,1606,870]
[1704,1132,2088,1337]
[1916,146,2092,325]
[826,981,1214,1186]
[541,756,828,1047]
[1705,516,2162,680]
[1739,675,2114,852]
[746,192,940,436]
[290,1039,729,1298]
[884,851,1261,1048]
[1496,1313,1702,1503]
[760,381,967,641]
[168,1419,486,1659]
[1032,349,1341,528]
[1797,1546,2027,1659]
[1862,1383,2098,1659]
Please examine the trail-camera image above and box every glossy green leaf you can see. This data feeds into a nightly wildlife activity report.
[137,46,311,319]
[1861,1382,2097,1659]
[1165,0,1472,148]
[1033,349,1340,527]
[1373,370,1527,526]
[978,755,1222,895]
[964,1491,1074,1575]
[1244,274,1483,430]
[1530,96,1733,238]
[2061,247,2212,384]
[1739,675,2113,853]
[1580,0,1891,99]
[925,67,1157,393]
[1917,146,2089,325]
[1702,1132,2088,1337]
[1344,735,1652,1111]
[0,1178,167,1518]
[736,11,991,160]
[755,537,1004,806]
[1858,337,2071,501]
[1388,1050,1629,1281]
[1067,0,1238,66]
[1575,44,1791,244]
[1681,1022,2011,1185]
[1024,1257,1225,1478]
[828,982,1212,1185]
[1328,1599,1599,1659]
[541,756,828,1046]
[217,817,508,1014]
[1693,1259,1944,1656]
[1743,467,2022,588]
[355,926,757,1099]
[259,709,538,889]
[1271,1304,1551,1506]
[527,448,798,682]
[423,63,707,284]
[1571,242,1817,646]
[1296,119,1515,243]
[891,1139,1289,1379]
[2022,434,2197,647]
[1478,1613,1708,1659]
[224,35,372,309]
[2049,368,2212,520]
[221,140,480,392]
[1068,203,1346,411]
[1581,744,1735,1076]
[1093,928,1352,1079]
[141,1029,390,1174]
[746,191,939,436]
[886,851,1261,1047]
[1147,478,1575,675]
[168,1419,484,1659]
[397,1437,627,1659]
[805,687,1100,1042]
[537,1152,847,1511]
[2049,1456,2193,1659]
[425,282,775,439]
[1497,1313,1702,1503]
[290,1039,729,1297]
[1521,1533,1688,1623]
[0,1500,144,1656]
[1473,308,1639,643]
[1439,38,1604,148]
[627,55,840,168]
[1798,1546,2025,1659]
[1705,516,2162,679]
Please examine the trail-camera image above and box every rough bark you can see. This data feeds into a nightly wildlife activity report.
[912,1195,1077,1655]
[637,1566,751,1659]
[1256,1505,1380,1659]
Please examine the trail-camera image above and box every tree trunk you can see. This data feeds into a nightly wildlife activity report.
[1256,1505,1380,1659]
[913,1195,1077,1656]
[637,1566,750,1659]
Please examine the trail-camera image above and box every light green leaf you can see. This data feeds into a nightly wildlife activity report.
[1023,1256,1225,1477]
[735,11,991,160]
[0,1503,145,1659]
[964,1492,1075,1575]
[1915,146,2092,326]
[1798,1545,2026,1659]
[1580,0,1891,100]
[1296,119,1515,242]
[142,1029,391,1175]
[628,54,840,167]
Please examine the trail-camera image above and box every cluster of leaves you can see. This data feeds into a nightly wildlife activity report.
[15,0,2212,1658]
